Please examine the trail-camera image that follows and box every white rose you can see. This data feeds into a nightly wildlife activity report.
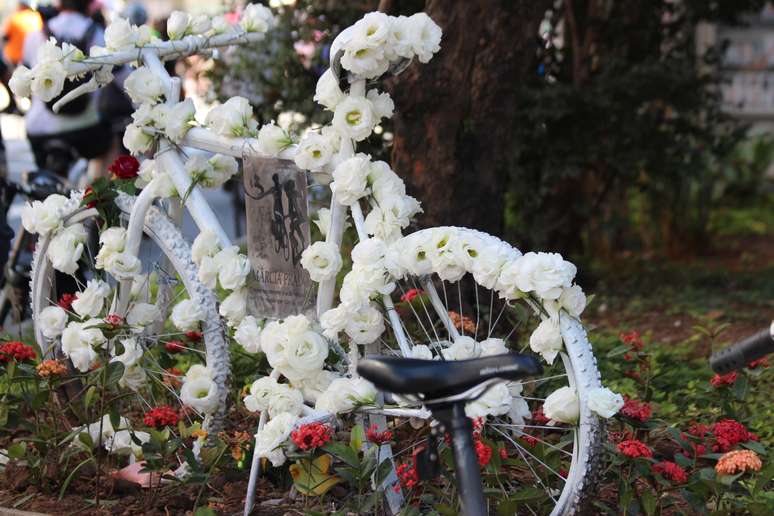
[180,376,219,414]
[281,330,329,380]
[315,377,376,414]
[266,384,304,419]
[313,208,331,238]
[234,315,262,353]
[332,96,376,142]
[123,124,153,155]
[409,344,434,360]
[352,12,391,47]
[150,103,170,128]
[480,338,508,356]
[219,288,247,326]
[67,344,98,373]
[587,387,624,419]
[165,98,196,143]
[190,14,211,34]
[135,159,155,188]
[212,15,234,35]
[473,244,511,290]
[126,302,157,327]
[465,382,512,419]
[110,337,144,368]
[388,15,417,59]
[319,305,348,339]
[340,40,389,79]
[9,65,33,97]
[31,60,66,102]
[185,364,212,382]
[300,241,342,282]
[124,66,165,105]
[408,12,442,63]
[214,246,251,290]
[71,279,110,318]
[344,303,385,345]
[261,321,288,370]
[192,230,220,266]
[61,322,103,372]
[503,252,577,301]
[21,194,67,235]
[330,154,370,205]
[244,376,280,413]
[119,364,147,392]
[366,89,394,119]
[136,25,153,46]
[107,428,149,456]
[39,305,67,339]
[368,160,405,202]
[167,11,191,40]
[171,299,204,331]
[197,255,218,290]
[257,122,292,156]
[105,252,141,280]
[529,318,563,364]
[442,335,481,360]
[48,224,87,275]
[351,238,386,267]
[294,131,333,171]
[99,227,126,253]
[104,18,138,51]
[254,412,296,468]
[37,37,63,63]
[314,68,345,110]
[150,173,177,198]
[209,154,239,185]
[205,103,245,137]
[241,3,276,33]
[292,370,337,404]
[559,284,587,317]
[543,386,580,424]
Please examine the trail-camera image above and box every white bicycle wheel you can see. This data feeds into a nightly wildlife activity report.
[369,226,604,515]
[30,192,231,436]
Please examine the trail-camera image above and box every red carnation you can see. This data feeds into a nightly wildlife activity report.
[620,397,652,422]
[710,372,737,388]
[617,439,653,459]
[0,341,36,363]
[400,288,423,303]
[366,423,393,445]
[144,405,180,428]
[58,293,76,311]
[109,155,140,179]
[652,461,688,483]
[290,422,332,451]
[165,341,185,353]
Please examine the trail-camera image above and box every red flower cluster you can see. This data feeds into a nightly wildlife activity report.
[0,341,36,363]
[688,423,710,439]
[475,439,493,466]
[186,331,203,342]
[366,423,393,445]
[58,293,75,311]
[710,372,737,388]
[712,419,757,452]
[400,288,423,303]
[165,341,185,353]
[83,185,97,208]
[620,397,652,422]
[617,439,653,459]
[532,407,551,425]
[620,331,644,351]
[144,406,179,428]
[290,422,333,451]
[109,155,140,179]
[521,434,539,447]
[652,461,688,483]
[396,461,419,491]
[105,314,124,326]
[748,357,770,369]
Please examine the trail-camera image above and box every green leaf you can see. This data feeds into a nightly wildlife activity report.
[84,385,97,408]
[59,457,94,499]
[193,508,217,516]
[742,440,766,455]
[106,361,125,387]
[641,489,657,516]
[607,344,632,358]
[350,423,366,453]
[7,442,27,459]
[289,455,343,496]
[323,441,360,468]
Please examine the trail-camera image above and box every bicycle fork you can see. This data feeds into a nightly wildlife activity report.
[424,402,487,516]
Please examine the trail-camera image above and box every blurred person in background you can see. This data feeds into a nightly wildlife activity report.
[21,0,111,179]
[2,1,42,114]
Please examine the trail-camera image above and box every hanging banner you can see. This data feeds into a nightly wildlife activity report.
[243,157,313,319]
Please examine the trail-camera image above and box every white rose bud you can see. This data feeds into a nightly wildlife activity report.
[314,69,345,111]
[529,318,563,365]
[330,154,370,205]
[587,387,624,418]
[234,316,262,354]
[219,288,247,326]
[171,299,204,331]
[104,18,138,51]
[543,386,580,424]
[332,96,376,142]
[256,122,292,157]
[300,241,343,282]
[167,11,192,40]
[39,305,68,339]
[31,60,66,102]
[9,65,33,97]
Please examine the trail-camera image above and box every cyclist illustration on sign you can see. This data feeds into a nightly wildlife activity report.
[245,171,306,265]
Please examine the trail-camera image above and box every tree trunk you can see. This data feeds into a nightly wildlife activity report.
[388,0,551,237]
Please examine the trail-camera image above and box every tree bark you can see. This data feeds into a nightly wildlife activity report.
[388,0,551,237]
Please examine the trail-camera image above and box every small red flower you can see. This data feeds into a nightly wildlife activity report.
[290,422,333,451]
[623,352,634,361]
[143,405,180,428]
[58,293,76,311]
[620,331,644,351]
[712,419,756,452]
[532,407,551,425]
[400,288,423,303]
[711,372,737,388]
[617,439,653,459]
[165,341,185,353]
[0,341,36,363]
[105,314,124,327]
[521,434,539,447]
[748,357,769,369]
[109,155,140,179]
[396,461,419,490]
[475,440,492,467]
[652,461,688,483]
[366,423,393,445]
[688,423,710,439]
[185,331,203,342]
[620,397,652,422]
[499,447,508,459]
[83,185,97,209]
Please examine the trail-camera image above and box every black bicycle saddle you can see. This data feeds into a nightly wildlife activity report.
[357,353,543,400]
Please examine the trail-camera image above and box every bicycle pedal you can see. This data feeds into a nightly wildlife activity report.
[414,443,441,480]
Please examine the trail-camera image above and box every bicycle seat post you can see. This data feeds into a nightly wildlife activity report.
[432,402,487,516]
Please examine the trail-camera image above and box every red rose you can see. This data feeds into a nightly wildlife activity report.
[109,155,140,179]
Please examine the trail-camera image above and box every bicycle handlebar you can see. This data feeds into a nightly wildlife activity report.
[709,322,774,374]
